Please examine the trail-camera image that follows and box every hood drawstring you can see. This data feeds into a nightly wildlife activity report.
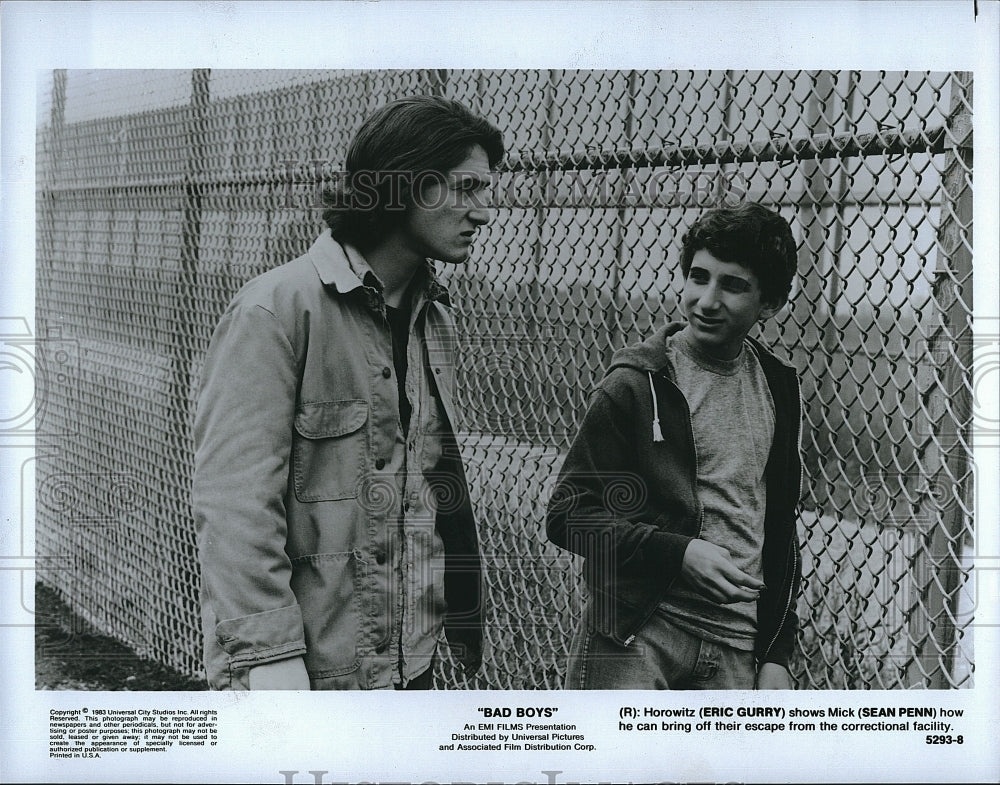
[648,372,664,443]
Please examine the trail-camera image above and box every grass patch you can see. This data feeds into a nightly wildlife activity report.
[35,583,207,691]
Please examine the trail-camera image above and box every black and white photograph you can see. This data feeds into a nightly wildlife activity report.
[2,2,998,783]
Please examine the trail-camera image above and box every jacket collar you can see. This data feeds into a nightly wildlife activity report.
[307,229,452,308]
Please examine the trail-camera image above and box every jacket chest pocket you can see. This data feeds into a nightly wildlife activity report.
[293,400,369,502]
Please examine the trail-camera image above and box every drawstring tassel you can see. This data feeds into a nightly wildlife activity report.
[648,372,664,443]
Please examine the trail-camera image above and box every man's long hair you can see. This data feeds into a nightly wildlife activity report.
[321,96,505,247]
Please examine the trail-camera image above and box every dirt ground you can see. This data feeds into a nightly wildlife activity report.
[34,583,207,691]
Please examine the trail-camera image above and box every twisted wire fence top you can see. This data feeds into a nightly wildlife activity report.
[35,69,974,689]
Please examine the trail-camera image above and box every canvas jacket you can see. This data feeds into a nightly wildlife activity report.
[546,322,803,668]
[192,230,482,689]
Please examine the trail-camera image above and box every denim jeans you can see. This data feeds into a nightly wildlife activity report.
[564,612,756,690]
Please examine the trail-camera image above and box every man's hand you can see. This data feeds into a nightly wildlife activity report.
[680,539,764,604]
[248,656,310,690]
[756,662,792,690]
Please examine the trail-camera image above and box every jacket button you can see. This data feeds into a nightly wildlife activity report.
[375,457,386,470]
[375,551,386,565]
[382,366,392,378]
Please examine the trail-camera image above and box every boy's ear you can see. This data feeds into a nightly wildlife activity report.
[758,300,783,321]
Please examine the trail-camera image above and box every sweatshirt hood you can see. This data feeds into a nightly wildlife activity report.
[606,321,685,374]
[605,322,688,444]
[607,321,791,375]
[603,321,794,443]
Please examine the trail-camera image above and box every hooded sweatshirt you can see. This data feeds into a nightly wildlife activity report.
[545,322,803,668]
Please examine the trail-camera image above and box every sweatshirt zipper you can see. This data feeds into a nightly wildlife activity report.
[630,360,800,656]
[657,370,703,536]
[762,539,797,660]
[624,371,702,647]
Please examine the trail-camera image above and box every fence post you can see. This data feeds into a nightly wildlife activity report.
[601,70,638,371]
[174,69,211,498]
[41,70,68,185]
[792,70,843,513]
[37,70,67,336]
[34,71,68,590]
[909,70,973,688]
[527,70,556,443]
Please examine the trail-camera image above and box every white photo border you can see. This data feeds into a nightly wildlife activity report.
[2,2,998,783]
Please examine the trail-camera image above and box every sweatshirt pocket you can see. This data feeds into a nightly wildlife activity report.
[293,400,369,502]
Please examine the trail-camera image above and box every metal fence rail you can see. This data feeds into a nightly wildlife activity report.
[35,69,974,689]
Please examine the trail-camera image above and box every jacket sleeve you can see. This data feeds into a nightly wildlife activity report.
[545,385,695,586]
[192,302,307,674]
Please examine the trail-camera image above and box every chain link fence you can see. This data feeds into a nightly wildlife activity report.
[35,69,975,689]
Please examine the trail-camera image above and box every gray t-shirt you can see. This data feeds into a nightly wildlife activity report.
[658,327,775,650]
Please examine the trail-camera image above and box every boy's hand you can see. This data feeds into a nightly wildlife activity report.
[756,662,792,689]
[680,539,765,604]
[248,655,310,690]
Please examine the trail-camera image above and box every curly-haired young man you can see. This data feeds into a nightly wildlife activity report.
[547,202,804,690]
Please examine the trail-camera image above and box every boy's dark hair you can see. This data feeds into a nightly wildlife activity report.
[680,202,798,305]
[322,95,505,247]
